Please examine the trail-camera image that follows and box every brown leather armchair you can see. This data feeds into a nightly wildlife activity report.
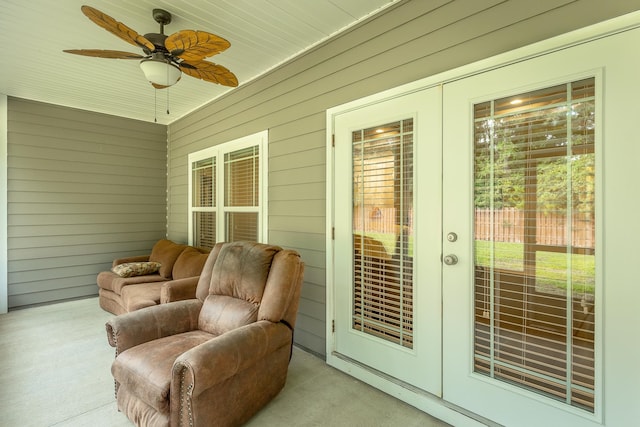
[105,241,305,427]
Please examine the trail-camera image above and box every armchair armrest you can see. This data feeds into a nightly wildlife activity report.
[161,276,200,304]
[106,299,202,355]
[173,321,292,399]
[112,254,150,268]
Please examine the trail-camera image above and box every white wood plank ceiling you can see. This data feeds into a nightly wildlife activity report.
[0,0,399,124]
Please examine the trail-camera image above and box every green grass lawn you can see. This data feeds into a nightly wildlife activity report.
[475,240,595,294]
[360,232,595,295]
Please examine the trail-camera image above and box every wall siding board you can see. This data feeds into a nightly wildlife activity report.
[267,215,324,235]
[9,143,165,168]
[269,166,325,186]
[8,284,98,308]
[269,130,325,157]
[269,147,325,171]
[269,200,325,217]
[8,241,158,261]
[268,230,325,253]
[8,157,165,180]
[166,0,640,356]
[8,231,163,246]
[8,203,164,215]
[292,326,326,357]
[7,98,167,309]
[292,250,325,271]
[301,282,326,305]
[268,182,325,201]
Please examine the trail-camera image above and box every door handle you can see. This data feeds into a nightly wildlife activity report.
[443,254,458,265]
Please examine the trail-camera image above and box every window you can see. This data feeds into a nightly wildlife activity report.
[188,130,267,248]
[473,79,596,411]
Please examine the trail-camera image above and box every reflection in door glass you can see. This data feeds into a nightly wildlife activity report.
[352,119,414,348]
[473,78,596,412]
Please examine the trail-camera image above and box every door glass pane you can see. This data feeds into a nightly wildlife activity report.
[352,119,414,348]
[473,78,596,412]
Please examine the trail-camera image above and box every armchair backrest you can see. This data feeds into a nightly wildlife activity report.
[195,241,304,336]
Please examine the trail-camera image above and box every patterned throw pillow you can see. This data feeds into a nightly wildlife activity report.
[111,262,162,278]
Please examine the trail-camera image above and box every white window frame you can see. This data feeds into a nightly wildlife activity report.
[188,130,268,246]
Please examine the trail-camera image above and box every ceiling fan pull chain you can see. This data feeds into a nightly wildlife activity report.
[154,89,158,123]
[166,70,170,116]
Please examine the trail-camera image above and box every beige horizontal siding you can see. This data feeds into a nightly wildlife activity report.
[7,98,167,309]
[167,0,640,356]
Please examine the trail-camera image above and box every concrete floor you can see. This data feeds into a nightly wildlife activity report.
[0,297,450,426]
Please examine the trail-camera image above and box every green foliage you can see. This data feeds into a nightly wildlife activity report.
[474,101,595,216]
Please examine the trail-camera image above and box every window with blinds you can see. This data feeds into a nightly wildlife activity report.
[352,119,414,348]
[188,131,266,248]
[473,78,596,411]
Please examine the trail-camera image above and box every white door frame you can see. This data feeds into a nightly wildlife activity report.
[326,11,640,427]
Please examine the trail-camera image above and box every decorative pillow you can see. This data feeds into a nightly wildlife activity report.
[172,247,210,280]
[149,239,188,278]
[112,261,162,278]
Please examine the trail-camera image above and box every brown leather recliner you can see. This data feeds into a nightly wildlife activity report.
[105,241,305,427]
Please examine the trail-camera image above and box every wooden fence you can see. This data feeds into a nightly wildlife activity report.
[354,206,594,248]
[474,208,594,248]
[353,207,413,235]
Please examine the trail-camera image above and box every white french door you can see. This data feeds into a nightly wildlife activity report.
[441,36,614,427]
[332,88,443,395]
[330,20,640,427]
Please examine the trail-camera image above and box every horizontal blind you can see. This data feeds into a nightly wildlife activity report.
[352,120,414,348]
[193,212,216,248]
[473,78,596,412]
[192,157,216,248]
[226,212,258,242]
[224,145,259,241]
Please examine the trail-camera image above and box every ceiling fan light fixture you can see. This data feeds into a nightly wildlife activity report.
[139,54,181,87]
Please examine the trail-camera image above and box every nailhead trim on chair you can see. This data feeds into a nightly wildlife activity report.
[111,329,119,400]
[186,383,194,427]
[179,367,195,427]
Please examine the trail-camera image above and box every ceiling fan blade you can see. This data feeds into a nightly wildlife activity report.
[63,49,144,59]
[180,60,238,87]
[165,30,230,61]
[81,5,155,52]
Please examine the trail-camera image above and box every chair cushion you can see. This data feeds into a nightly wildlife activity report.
[198,295,259,336]
[172,247,209,280]
[120,282,166,312]
[207,241,280,302]
[149,240,188,278]
[97,271,166,294]
[112,331,213,414]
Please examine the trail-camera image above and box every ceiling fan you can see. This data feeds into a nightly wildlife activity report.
[64,5,238,89]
